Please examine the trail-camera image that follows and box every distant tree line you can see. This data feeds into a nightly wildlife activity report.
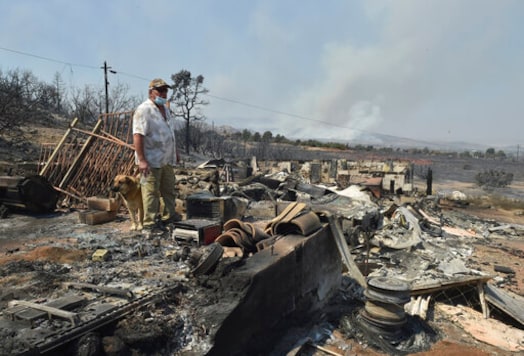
[0,67,211,157]
[0,69,61,144]
[349,144,513,161]
[0,67,518,163]
[0,68,140,138]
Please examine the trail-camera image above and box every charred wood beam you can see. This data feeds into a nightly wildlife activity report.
[8,300,80,325]
[323,211,367,288]
[53,186,85,204]
[40,117,79,177]
[59,119,104,189]
[63,282,134,299]
[71,127,135,150]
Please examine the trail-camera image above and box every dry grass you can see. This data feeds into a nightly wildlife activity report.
[466,194,524,211]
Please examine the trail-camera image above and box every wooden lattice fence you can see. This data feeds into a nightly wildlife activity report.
[39,112,136,208]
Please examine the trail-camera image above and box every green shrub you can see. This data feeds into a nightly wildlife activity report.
[475,169,513,188]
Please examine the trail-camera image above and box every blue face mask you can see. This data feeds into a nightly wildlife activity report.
[154,96,167,106]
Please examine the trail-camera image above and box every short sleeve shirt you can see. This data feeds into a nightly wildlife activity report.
[132,99,177,168]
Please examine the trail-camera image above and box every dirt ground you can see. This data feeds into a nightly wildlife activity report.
[1,197,522,355]
[433,179,524,296]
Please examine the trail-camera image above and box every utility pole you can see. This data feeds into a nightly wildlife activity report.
[101,61,116,114]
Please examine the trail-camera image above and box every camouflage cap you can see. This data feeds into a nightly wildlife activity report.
[148,78,171,89]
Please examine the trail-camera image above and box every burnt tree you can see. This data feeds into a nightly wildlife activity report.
[170,70,209,155]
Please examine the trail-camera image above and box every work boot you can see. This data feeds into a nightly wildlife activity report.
[161,212,183,226]
[142,222,167,239]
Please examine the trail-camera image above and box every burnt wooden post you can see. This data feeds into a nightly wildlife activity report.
[40,117,79,176]
[426,167,433,195]
[59,119,104,189]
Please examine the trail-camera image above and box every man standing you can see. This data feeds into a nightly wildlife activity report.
[133,78,179,234]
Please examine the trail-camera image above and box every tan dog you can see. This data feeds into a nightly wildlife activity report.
[111,175,144,231]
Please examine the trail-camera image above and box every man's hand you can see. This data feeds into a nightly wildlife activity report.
[133,133,149,175]
[138,159,150,176]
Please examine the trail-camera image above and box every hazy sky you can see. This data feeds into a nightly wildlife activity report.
[1,0,523,146]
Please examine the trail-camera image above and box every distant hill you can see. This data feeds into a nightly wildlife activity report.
[291,131,519,155]
[210,122,516,153]
[199,120,520,154]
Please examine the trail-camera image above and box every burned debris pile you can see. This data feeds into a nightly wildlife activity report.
[0,114,523,355]
[0,175,58,215]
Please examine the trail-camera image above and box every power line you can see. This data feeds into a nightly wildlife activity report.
[0,46,148,82]
[205,93,323,124]
[205,93,364,132]
[0,46,97,70]
[0,45,362,133]
[114,71,149,81]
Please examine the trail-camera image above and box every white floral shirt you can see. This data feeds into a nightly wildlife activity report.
[132,99,177,168]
